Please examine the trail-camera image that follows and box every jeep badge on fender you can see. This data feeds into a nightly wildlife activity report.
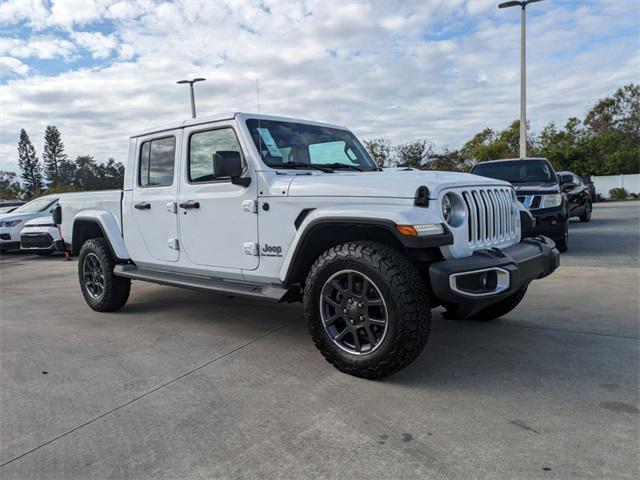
[262,244,283,256]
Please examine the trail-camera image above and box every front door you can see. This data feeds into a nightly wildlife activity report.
[178,123,259,270]
[128,132,180,263]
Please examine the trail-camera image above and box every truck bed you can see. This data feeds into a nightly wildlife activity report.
[58,190,123,245]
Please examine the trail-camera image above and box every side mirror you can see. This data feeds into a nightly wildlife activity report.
[212,151,251,187]
[561,182,576,193]
[557,173,572,184]
[52,205,62,225]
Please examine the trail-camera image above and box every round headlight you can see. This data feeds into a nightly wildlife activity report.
[441,193,465,227]
[441,195,453,223]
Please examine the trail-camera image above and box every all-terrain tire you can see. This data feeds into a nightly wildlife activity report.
[579,202,592,222]
[78,238,130,312]
[304,241,431,379]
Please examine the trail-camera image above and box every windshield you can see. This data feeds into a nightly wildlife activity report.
[12,197,57,214]
[246,119,377,171]
[472,160,555,184]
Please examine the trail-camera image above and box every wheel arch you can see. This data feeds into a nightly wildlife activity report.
[280,213,454,287]
[71,211,129,261]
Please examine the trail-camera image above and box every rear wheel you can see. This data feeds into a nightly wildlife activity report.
[304,241,430,379]
[78,238,130,312]
[579,202,592,222]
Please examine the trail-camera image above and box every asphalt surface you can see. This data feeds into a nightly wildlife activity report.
[1,201,638,479]
[562,201,640,267]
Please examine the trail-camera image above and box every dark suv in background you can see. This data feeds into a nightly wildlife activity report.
[471,158,569,252]
[557,171,593,222]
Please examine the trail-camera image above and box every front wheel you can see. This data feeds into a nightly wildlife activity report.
[78,238,131,312]
[304,241,431,379]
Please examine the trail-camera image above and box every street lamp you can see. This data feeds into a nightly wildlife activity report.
[176,78,206,118]
[498,0,544,159]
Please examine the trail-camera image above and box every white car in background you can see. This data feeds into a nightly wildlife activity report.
[20,216,63,256]
[0,195,59,253]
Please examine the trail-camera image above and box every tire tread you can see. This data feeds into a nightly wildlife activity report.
[304,241,430,379]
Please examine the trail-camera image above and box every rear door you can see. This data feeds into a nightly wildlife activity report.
[178,122,259,270]
[128,131,181,263]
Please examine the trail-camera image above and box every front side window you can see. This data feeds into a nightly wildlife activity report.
[189,128,245,183]
[246,119,377,171]
[139,136,175,187]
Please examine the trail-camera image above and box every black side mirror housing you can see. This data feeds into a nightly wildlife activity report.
[561,182,576,192]
[52,205,62,225]
[212,151,251,187]
[557,173,572,184]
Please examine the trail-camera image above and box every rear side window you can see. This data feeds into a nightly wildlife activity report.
[189,128,244,183]
[139,137,176,187]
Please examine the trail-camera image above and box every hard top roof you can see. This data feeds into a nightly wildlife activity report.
[129,112,349,138]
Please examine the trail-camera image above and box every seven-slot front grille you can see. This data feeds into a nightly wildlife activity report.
[460,187,518,247]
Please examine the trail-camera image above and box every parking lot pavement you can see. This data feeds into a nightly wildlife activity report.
[1,204,638,479]
[562,200,640,267]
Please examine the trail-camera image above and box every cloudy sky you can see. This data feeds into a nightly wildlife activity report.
[0,0,638,172]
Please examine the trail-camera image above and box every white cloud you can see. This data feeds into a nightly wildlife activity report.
[0,56,29,77]
[0,36,77,60]
[0,0,638,172]
[72,31,118,59]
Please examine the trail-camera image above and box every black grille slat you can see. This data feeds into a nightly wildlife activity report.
[20,234,53,249]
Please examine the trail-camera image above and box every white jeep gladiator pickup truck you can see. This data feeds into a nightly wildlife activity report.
[56,113,559,378]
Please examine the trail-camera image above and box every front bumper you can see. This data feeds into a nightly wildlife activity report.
[527,206,566,240]
[0,227,21,251]
[20,226,62,251]
[429,236,559,316]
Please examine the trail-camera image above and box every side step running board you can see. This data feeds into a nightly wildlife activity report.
[113,264,288,302]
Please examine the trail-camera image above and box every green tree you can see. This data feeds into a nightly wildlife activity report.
[0,170,22,199]
[394,139,433,168]
[71,155,125,191]
[584,83,640,141]
[17,129,43,198]
[363,138,392,168]
[42,125,68,187]
[426,147,470,172]
[461,121,535,163]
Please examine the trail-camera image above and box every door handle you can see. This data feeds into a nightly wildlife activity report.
[179,200,200,210]
[134,202,151,210]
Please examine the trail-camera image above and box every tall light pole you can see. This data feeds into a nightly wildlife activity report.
[498,0,543,159]
[176,78,206,118]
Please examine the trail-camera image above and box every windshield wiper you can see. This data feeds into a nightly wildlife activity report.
[323,163,364,172]
[272,161,334,173]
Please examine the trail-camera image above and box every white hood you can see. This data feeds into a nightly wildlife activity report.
[0,211,49,225]
[287,169,511,199]
[23,216,55,227]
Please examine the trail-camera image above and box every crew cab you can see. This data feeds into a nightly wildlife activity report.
[471,158,569,252]
[56,113,559,378]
